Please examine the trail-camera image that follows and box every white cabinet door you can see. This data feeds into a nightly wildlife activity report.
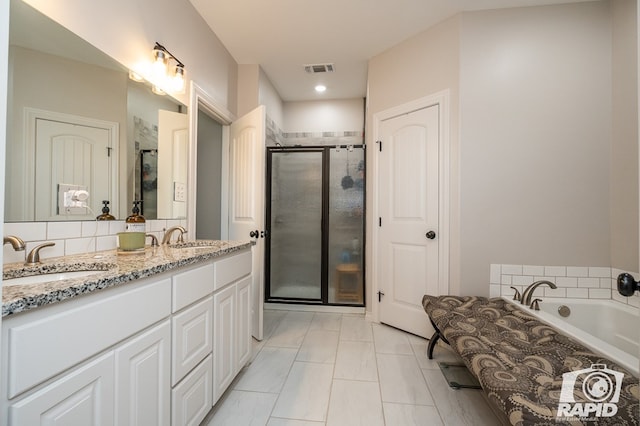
[172,296,213,386]
[236,276,252,371]
[213,284,236,403]
[171,354,213,426]
[115,320,170,426]
[9,352,114,426]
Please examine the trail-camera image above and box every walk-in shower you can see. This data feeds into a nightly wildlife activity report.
[265,143,365,306]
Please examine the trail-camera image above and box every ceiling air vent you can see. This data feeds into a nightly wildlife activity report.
[304,63,335,74]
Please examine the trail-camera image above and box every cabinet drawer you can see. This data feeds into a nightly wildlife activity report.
[171,354,213,426]
[6,278,171,398]
[172,297,213,386]
[172,263,214,312]
[213,250,251,291]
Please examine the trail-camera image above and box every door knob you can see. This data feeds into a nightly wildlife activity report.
[249,230,259,238]
[425,231,436,240]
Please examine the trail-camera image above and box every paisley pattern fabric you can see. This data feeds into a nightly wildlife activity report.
[422,295,639,426]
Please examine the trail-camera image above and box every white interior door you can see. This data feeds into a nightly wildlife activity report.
[157,110,189,219]
[378,105,440,338]
[35,118,111,221]
[228,105,266,341]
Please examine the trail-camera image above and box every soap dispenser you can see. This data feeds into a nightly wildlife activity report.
[125,200,146,232]
[96,200,116,221]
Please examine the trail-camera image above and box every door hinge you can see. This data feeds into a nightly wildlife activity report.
[377,291,385,302]
[378,217,382,227]
[376,140,382,152]
[106,147,112,157]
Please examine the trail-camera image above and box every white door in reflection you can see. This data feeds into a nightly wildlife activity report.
[35,118,112,221]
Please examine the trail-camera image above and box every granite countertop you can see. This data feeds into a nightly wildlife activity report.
[2,240,252,317]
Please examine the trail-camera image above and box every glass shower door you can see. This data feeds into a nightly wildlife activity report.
[328,147,364,304]
[267,150,323,300]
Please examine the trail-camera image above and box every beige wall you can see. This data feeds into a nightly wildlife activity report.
[611,0,639,272]
[237,64,284,130]
[237,64,260,118]
[283,99,365,133]
[367,15,461,307]
[459,2,614,295]
[22,0,238,114]
[259,68,284,129]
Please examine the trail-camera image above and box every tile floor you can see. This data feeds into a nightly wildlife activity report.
[204,310,501,425]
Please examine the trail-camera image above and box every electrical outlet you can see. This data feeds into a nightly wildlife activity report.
[58,184,89,215]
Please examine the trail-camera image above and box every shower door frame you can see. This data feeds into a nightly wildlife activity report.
[265,145,365,306]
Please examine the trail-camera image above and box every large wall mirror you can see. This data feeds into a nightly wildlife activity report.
[5,0,188,222]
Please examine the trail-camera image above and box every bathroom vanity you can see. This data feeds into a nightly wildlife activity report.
[0,240,252,425]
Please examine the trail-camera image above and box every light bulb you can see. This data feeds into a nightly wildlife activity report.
[172,65,185,92]
[151,49,168,83]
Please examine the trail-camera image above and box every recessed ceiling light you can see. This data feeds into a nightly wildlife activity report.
[315,84,327,93]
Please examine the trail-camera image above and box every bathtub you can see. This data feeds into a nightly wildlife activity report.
[503,297,639,376]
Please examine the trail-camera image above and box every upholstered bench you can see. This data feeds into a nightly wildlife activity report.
[422,295,639,426]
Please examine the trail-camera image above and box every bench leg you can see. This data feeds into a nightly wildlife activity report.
[427,331,440,359]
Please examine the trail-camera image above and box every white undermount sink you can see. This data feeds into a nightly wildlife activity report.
[3,270,104,286]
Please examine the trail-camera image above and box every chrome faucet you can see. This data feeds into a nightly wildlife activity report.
[161,226,187,244]
[3,235,26,251]
[521,280,557,306]
[25,242,55,266]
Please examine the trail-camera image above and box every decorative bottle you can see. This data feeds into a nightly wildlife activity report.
[125,201,145,232]
[96,200,116,220]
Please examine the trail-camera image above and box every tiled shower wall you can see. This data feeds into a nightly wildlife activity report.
[2,219,187,264]
[490,263,640,308]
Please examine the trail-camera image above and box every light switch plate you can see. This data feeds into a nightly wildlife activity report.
[173,182,186,202]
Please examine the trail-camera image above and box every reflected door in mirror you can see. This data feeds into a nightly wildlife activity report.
[35,118,113,221]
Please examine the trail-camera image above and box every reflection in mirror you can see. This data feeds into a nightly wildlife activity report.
[5,0,187,222]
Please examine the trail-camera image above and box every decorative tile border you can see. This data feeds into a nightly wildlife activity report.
[490,263,640,308]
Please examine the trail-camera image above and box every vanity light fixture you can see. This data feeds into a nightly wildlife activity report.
[153,42,186,93]
[131,42,186,94]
